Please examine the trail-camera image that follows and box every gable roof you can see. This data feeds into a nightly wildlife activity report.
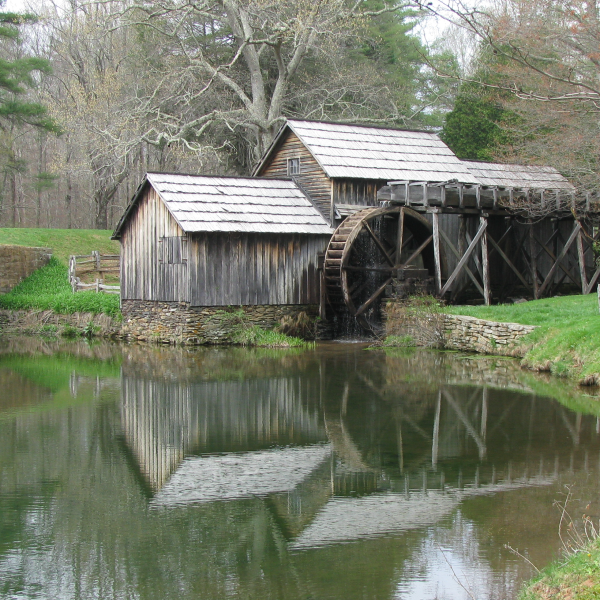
[113,173,333,238]
[460,160,574,191]
[255,119,480,185]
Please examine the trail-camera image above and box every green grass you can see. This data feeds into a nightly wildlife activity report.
[233,325,311,348]
[0,228,118,265]
[380,334,416,347]
[519,538,600,600]
[446,295,600,380]
[0,257,120,316]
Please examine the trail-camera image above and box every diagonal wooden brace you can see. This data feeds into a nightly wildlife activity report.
[538,222,582,297]
[441,219,487,296]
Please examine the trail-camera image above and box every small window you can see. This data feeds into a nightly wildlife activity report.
[287,157,300,176]
[159,236,187,264]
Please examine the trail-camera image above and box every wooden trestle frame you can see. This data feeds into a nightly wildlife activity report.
[382,181,600,305]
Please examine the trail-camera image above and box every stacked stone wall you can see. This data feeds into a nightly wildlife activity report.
[382,301,536,356]
[443,314,536,355]
[0,245,52,294]
[120,300,323,344]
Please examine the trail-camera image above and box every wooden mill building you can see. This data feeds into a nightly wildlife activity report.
[255,119,481,223]
[112,173,332,343]
[114,119,593,341]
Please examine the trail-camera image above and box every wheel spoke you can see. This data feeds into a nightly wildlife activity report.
[364,222,395,267]
[355,277,393,317]
[401,235,433,268]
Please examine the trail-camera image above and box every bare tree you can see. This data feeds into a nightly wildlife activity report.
[123,0,425,169]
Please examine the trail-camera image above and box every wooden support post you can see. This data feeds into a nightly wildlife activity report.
[456,215,466,296]
[459,185,464,208]
[432,209,442,294]
[396,207,404,266]
[528,222,539,299]
[319,267,326,320]
[480,215,491,305]
[493,188,498,210]
[577,225,588,294]
[440,186,446,208]
[475,186,481,209]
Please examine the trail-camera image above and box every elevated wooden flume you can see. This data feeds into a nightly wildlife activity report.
[324,179,600,331]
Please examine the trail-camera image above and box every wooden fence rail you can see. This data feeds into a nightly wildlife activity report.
[69,251,120,294]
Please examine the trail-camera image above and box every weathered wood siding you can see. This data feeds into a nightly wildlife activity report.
[333,180,384,207]
[121,187,190,302]
[189,232,329,306]
[258,130,332,221]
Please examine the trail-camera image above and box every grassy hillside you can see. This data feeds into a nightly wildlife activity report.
[446,294,600,381]
[0,228,119,264]
[0,257,120,316]
[0,229,121,317]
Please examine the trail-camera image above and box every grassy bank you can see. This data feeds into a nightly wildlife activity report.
[519,538,600,599]
[0,228,119,264]
[446,294,600,382]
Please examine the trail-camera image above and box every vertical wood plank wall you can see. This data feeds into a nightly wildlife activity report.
[189,233,330,306]
[120,187,330,305]
[333,180,384,207]
[257,131,332,220]
[121,187,189,302]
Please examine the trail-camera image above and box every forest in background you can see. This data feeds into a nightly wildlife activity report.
[2,0,600,230]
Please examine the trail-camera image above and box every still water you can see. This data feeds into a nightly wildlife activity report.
[1,338,600,600]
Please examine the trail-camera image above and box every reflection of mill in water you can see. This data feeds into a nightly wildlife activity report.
[119,364,600,546]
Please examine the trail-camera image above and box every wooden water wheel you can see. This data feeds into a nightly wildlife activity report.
[324,206,440,332]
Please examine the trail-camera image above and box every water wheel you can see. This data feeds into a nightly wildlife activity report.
[324,206,440,333]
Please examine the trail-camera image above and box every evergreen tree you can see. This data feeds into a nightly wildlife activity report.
[0,2,57,133]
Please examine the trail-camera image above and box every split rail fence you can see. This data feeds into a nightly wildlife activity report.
[69,251,120,294]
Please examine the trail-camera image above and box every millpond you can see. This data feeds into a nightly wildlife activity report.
[1,338,600,600]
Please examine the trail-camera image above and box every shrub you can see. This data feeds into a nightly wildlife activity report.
[384,295,446,348]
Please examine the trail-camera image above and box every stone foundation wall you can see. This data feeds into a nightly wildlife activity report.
[0,245,52,294]
[383,300,536,356]
[120,300,323,344]
[443,314,536,355]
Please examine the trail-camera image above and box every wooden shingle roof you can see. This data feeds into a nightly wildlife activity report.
[114,173,333,237]
[258,119,480,184]
[460,160,574,191]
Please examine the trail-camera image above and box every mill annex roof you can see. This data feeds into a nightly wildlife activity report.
[256,119,481,185]
[460,160,575,191]
[113,173,334,238]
